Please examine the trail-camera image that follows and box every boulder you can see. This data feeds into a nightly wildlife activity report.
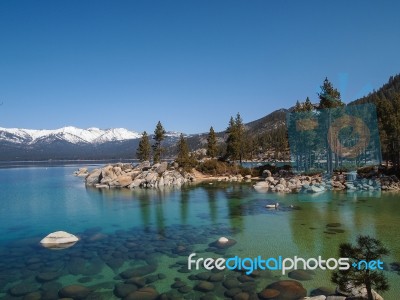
[288,270,313,281]
[310,286,335,296]
[258,288,280,299]
[58,285,91,299]
[129,178,143,189]
[209,237,237,249]
[40,231,79,249]
[195,281,215,292]
[113,175,133,187]
[275,184,285,192]
[85,169,102,186]
[265,176,275,184]
[113,166,123,175]
[74,168,88,177]
[124,287,159,300]
[254,181,269,191]
[262,170,272,178]
[265,280,307,299]
[134,161,151,171]
[155,162,168,174]
[145,172,158,183]
[113,283,137,298]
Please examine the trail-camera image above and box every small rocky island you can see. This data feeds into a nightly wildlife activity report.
[80,161,196,189]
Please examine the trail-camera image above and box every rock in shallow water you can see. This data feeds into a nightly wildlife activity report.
[124,287,159,300]
[113,283,138,298]
[9,282,40,297]
[265,280,307,299]
[208,237,237,249]
[58,285,91,299]
[288,270,314,281]
[40,231,79,249]
[195,281,215,292]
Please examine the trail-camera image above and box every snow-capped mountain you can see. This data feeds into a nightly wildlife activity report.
[0,126,187,161]
[0,126,142,145]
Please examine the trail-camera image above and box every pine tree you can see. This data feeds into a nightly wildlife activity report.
[225,113,245,163]
[317,78,345,173]
[304,96,314,111]
[136,131,151,162]
[332,235,390,300]
[206,126,218,158]
[318,77,344,109]
[152,121,166,163]
[176,133,190,168]
[294,100,302,112]
[235,113,245,163]
[225,116,236,160]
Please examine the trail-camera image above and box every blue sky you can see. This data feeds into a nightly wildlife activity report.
[0,1,399,134]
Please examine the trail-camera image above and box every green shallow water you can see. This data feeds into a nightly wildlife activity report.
[0,166,399,299]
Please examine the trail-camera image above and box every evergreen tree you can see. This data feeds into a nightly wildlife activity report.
[318,77,344,109]
[152,121,166,163]
[235,113,245,164]
[317,78,345,173]
[304,96,314,111]
[136,131,151,162]
[225,113,245,163]
[225,116,236,160]
[176,133,190,168]
[206,126,218,158]
[294,100,302,111]
[332,235,390,300]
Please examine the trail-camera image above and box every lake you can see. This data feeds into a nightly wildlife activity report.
[0,165,399,299]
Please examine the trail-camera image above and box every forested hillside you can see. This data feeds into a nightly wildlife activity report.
[350,74,400,169]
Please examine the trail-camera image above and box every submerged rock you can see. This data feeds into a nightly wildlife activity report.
[58,285,91,299]
[124,287,159,300]
[264,280,307,299]
[288,270,314,281]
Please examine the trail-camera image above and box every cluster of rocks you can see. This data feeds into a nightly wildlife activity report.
[254,170,388,193]
[380,174,400,190]
[83,161,195,189]
[209,174,252,183]
[254,170,325,193]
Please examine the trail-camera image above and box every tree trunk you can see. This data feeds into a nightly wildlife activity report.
[365,272,374,300]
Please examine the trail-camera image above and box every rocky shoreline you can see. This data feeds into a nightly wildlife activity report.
[254,169,400,193]
[77,162,400,192]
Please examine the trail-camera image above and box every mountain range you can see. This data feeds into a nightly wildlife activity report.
[0,126,183,161]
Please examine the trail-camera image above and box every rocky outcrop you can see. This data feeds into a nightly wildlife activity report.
[84,162,195,189]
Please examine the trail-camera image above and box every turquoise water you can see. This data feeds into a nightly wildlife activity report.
[0,166,399,299]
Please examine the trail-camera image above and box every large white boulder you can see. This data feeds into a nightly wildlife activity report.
[40,231,79,246]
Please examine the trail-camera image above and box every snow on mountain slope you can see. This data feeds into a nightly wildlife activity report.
[0,126,141,145]
[93,128,141,143]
